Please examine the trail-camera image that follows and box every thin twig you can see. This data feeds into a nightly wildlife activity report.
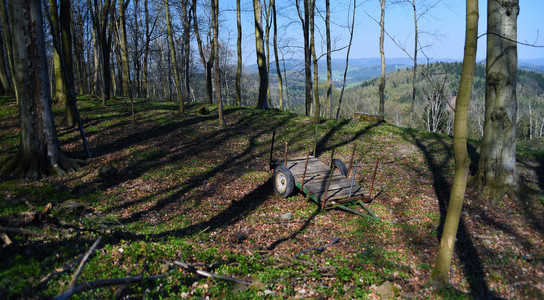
[173,260,252,285]
[0,226,52,237]
[295,237,341,258]
[68,236,102,288]
[54,274,166,300]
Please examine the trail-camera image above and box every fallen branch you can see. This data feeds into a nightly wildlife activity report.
[1,233,12,245]
[39,254,85,287]
[295,237,341,258]
[173,260,252,285]
[0,225,52,237]
[53,274,166,300]
[68,236,102,288]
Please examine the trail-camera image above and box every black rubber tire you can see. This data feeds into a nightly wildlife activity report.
[273,165,295,198]
[332,158,348,176]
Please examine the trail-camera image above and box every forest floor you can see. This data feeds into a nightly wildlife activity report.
[1,96,543,299]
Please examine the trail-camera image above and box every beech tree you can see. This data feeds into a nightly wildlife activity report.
[253,0,269,109]
[1,0,85,179]
[474,0,519,203]
[236,0,242,106]
[378,0,386,120]
[164,0,184,114]
[428,0,478,287]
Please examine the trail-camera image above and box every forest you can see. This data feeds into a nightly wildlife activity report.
[1,0,543,298]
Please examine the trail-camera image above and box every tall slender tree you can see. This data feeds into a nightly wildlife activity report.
[272,0,283,110]
[427,0,478,287]
[193,0,214,104]
[474,0,519,203]
[253,0,269,109]
[236,0,242,106]
[295,0,312,116]
[378,0,386,120]
[118,0,131,97]
[325,0,332,118]
[309,0,319,123]
[164,0,184,114]
[212,0,225,125]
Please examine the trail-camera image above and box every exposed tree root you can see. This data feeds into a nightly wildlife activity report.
[1,152,87,179]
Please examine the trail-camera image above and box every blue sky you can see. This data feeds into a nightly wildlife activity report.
[219,0,543,64]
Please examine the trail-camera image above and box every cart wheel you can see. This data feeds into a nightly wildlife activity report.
[273,165,295,198]
[332,159,348,176]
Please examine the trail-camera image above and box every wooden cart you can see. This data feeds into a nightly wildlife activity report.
[269,132,378,219]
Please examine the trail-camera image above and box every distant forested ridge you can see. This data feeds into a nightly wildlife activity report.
[280,61,543,141]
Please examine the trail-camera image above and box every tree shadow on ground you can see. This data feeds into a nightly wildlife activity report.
[149,177,275,241]
[402,131,501,299]
[266,208,320,251]
[314,120,381,157]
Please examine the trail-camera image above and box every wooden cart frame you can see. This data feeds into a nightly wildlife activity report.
[268,131,378,219]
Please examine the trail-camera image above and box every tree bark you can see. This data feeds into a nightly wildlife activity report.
[474,0,519,203]
[118,0,130,97]
[409,0,418,128]
[0,29,11,92]
[310,0,319,123]
[1,0,84,179]
[378,0,386,120]
[335,0,356,119]
[325,0,331,118]
[272,0,283,110]
[192,0,214,104]
[49,0,67,103]
[60,0,79,128]
[212,0,225,125]
[295,0,312,116]
[427,0,478,287]
[253,0,269,109]
[0,0,16,96]
[164,0,184,114]
[236,0,242,106]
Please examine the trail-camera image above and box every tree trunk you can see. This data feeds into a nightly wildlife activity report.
[335,0,356,119]
[49,0,67,103]
[253,0,269,109]
[60,0,78,128]
[118,0,130,97]
[2,0,84,179]
[0,0,16,96]
[165,0,184,114]
[325,0,331,118]
[378,0,386,120]
[409,0,418,128]
[0,30,11,92]
[212,0,225,126]
[236,0,242,106]
[474,0,519,203]
[182,0,191,105]
[272,0,283,110]
[296,0,312,116]
[427,0,478,287]
[192,0,214,104]
[310,0,319,123]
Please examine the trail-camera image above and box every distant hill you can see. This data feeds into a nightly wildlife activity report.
[247,57,544,86]
[339,61,544,140]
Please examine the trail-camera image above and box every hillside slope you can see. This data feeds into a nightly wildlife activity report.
[0,98,543,298]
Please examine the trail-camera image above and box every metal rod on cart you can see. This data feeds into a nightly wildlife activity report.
[269,131,276,170]
[300,151,311,192]
[284,141,288,166]
[348,143,357,174]
[322,148,336,209]
[349,160,358,198]
[369,158,380,197]
[329,147,336,169]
